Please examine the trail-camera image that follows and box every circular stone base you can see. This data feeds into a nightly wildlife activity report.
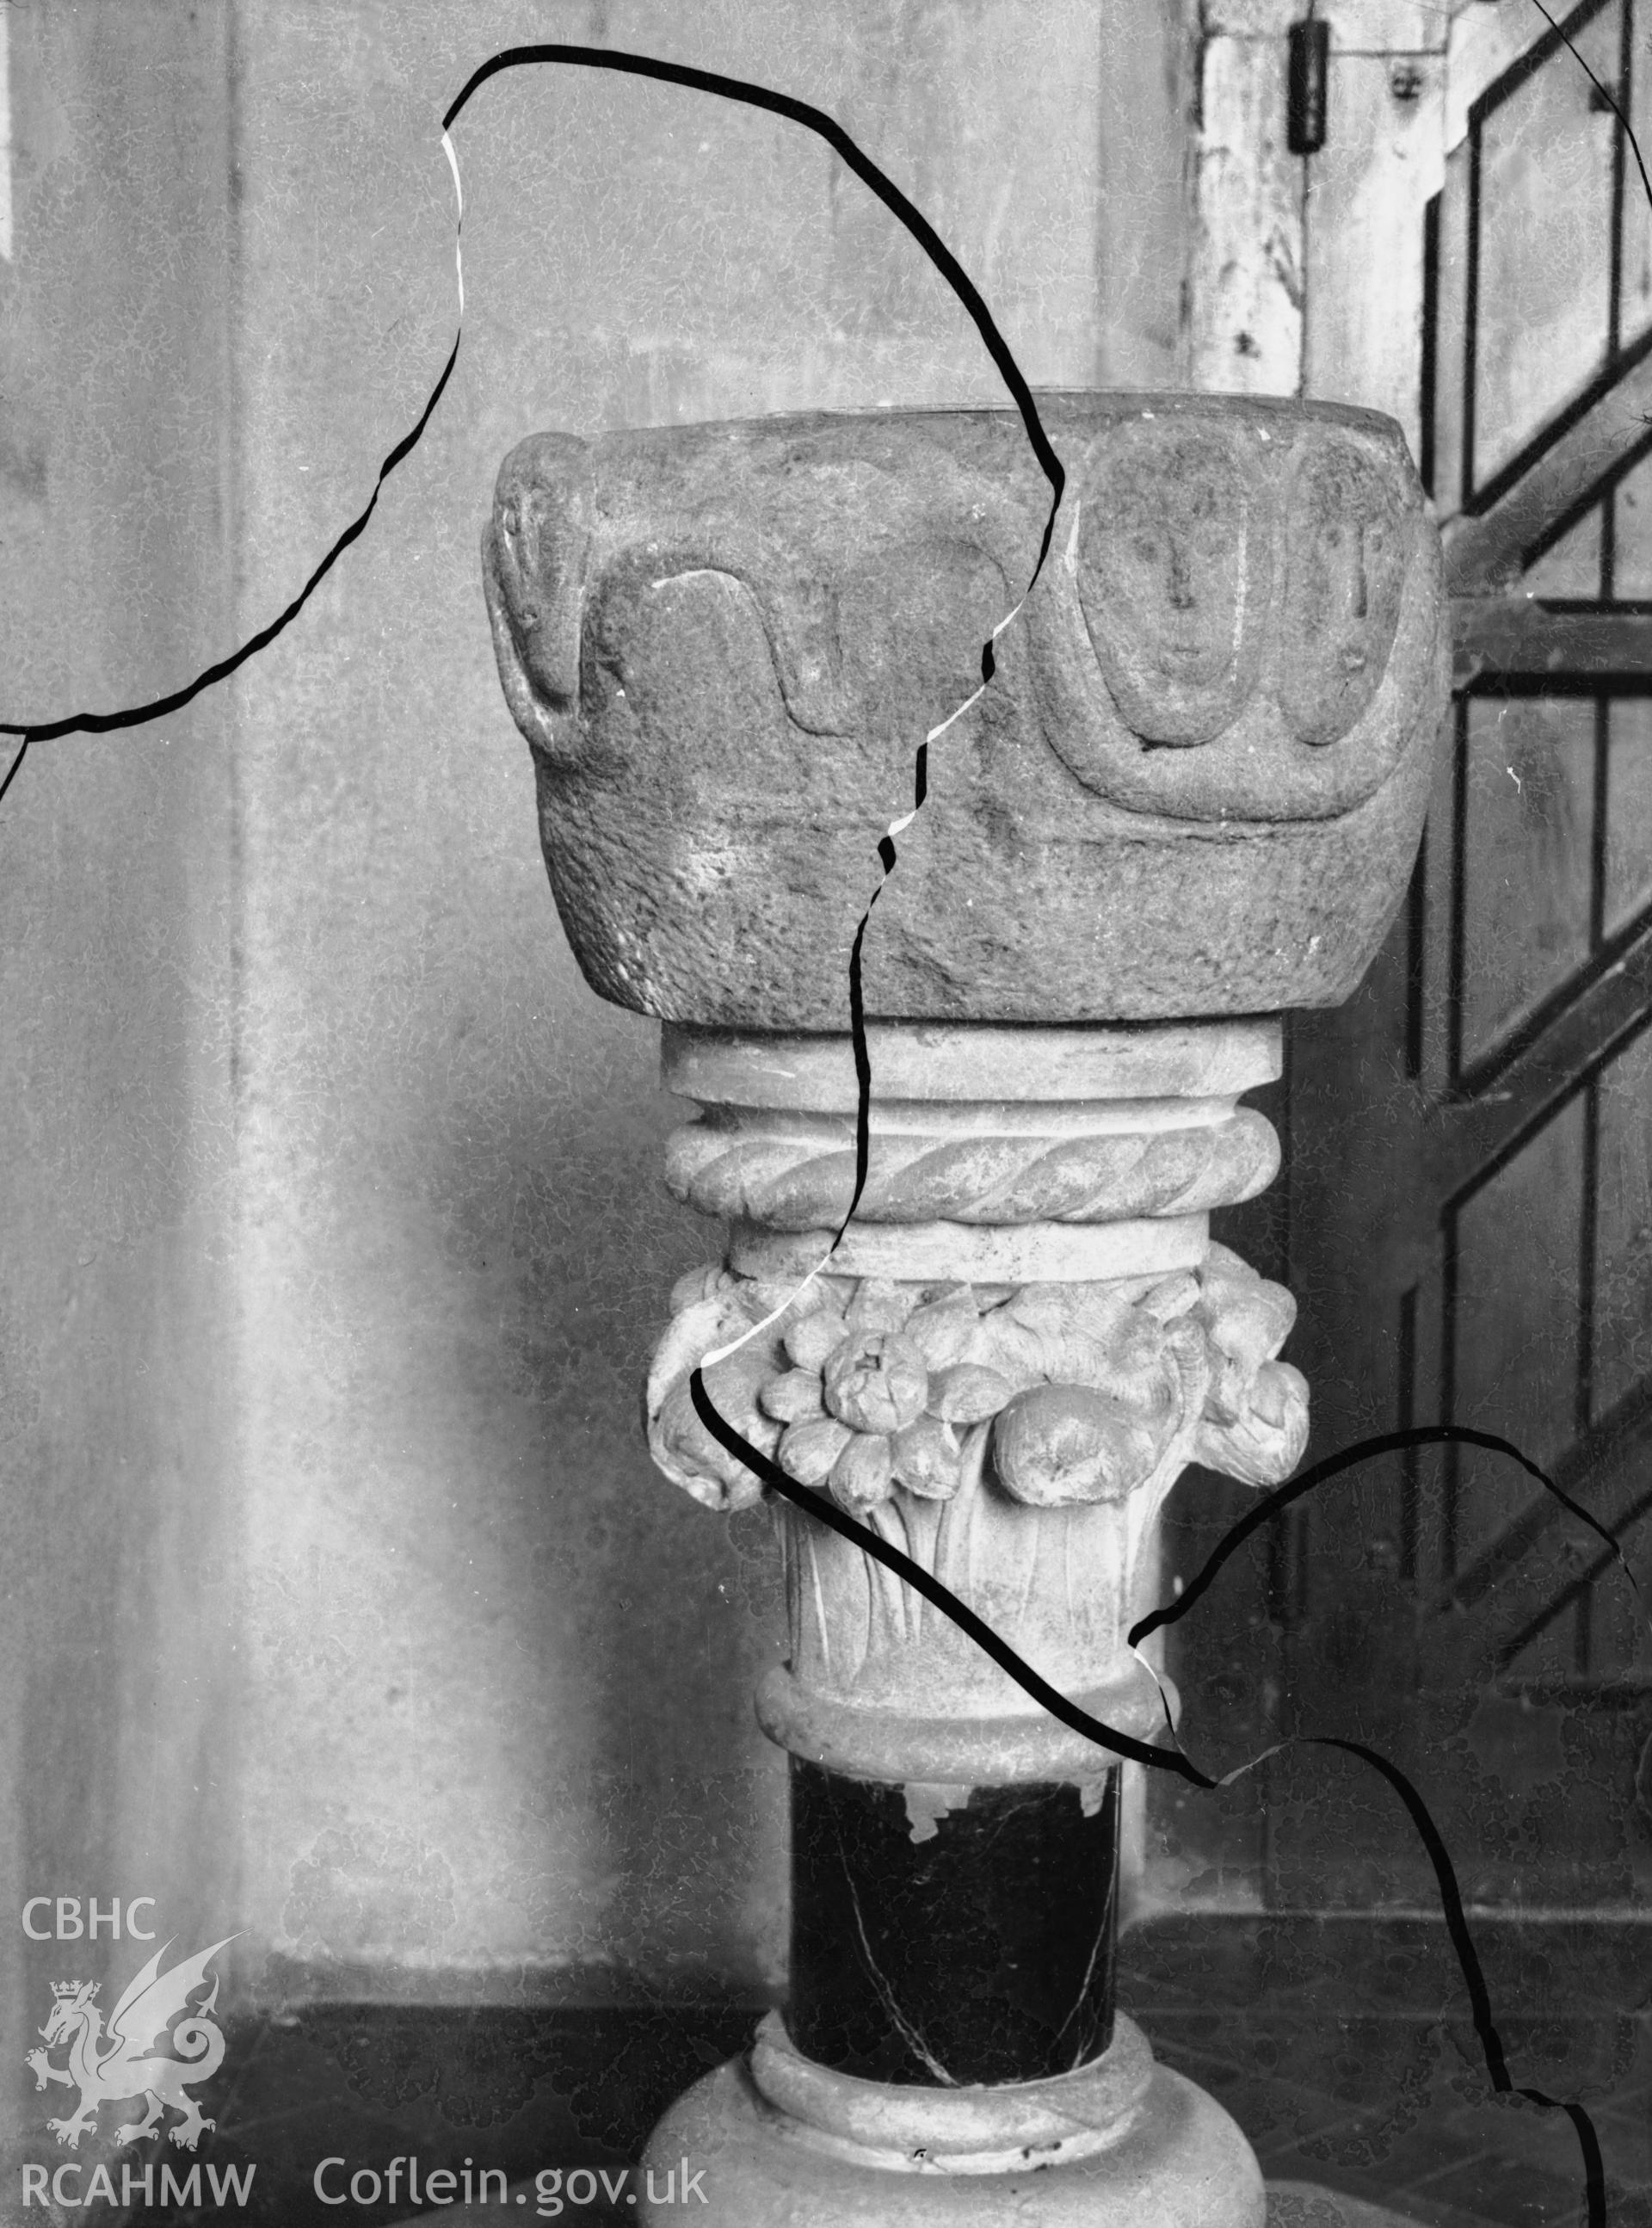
[638,2037,1267,2225]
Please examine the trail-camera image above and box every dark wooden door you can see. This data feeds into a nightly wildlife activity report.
[1273,0,1652,1913]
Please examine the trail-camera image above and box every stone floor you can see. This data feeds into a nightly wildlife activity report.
[1127,1915,1651,2228]
[92,1916,1649,2226]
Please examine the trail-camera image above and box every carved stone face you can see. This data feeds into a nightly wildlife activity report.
[1076,423,1267,744]
[1276,434,1409,745]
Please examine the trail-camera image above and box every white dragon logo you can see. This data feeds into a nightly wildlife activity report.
[25,1935,237,2151]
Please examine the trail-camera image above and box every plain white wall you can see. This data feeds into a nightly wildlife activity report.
[3,0,1196,2044]
[0,2,245,2126]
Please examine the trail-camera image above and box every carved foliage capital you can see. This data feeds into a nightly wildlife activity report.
[645,1245,1306,1521]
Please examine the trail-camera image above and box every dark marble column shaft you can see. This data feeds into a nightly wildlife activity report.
[786,1759,1119,2088]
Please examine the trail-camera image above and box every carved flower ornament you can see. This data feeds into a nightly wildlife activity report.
[646,1248,1307,1520]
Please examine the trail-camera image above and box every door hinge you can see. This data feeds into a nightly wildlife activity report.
[1287,17,1330,155]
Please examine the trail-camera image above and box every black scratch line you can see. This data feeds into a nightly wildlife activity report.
[688,1371,1208,1784]
[0,28,1620,2219]
[693,1372,1611,2228]
[444,47,1069,1250]
[642,22,1623,2215]
[1129,1423,1642,1651]
[1312,1736,1606,2228]
[1528,0,1652,221]
[0,339,460,756]
[0,46,1063,815]
[441,42,1066,572]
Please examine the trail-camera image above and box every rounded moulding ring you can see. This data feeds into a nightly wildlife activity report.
[755,1662,1180,1785]
[749,2008,1155,2174]
[638,2034,1269,2223]
[662,1018,1284,1112]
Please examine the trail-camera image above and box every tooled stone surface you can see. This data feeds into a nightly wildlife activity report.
[483,394,1449,1029]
